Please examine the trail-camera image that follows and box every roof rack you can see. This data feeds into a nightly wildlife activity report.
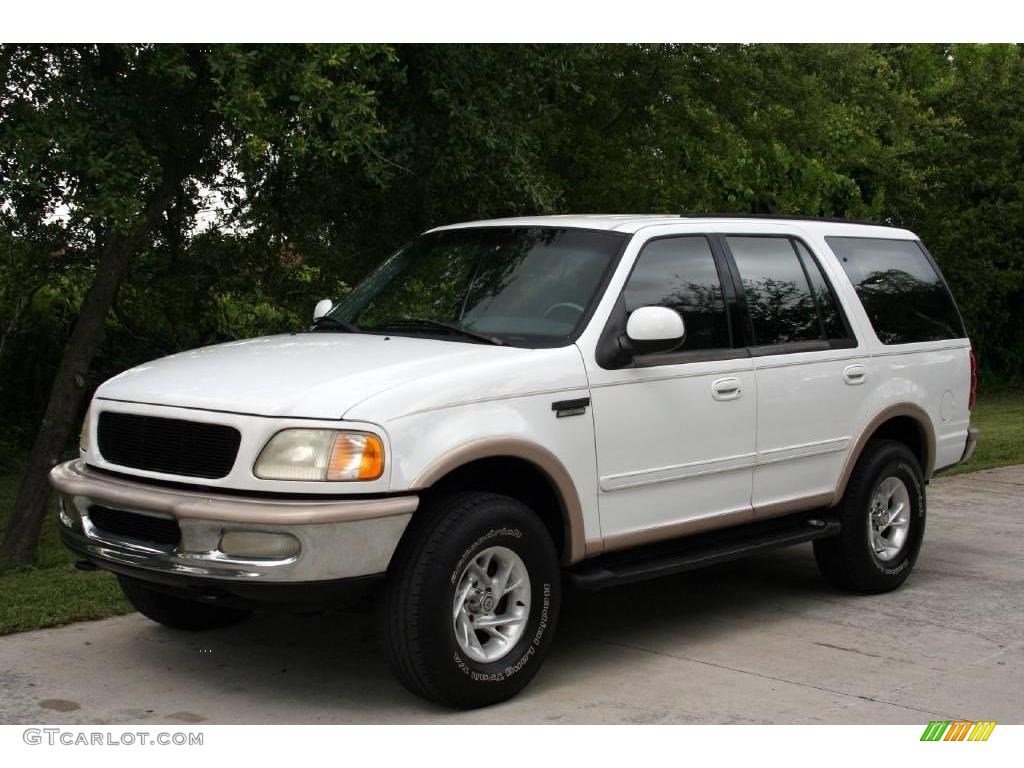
[678,213,896,228]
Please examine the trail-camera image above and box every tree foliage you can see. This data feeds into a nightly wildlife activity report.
[1,43,1023,561]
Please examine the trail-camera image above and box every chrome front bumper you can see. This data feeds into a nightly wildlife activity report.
[51,460,417,583]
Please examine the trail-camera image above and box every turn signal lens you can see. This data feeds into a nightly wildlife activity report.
[327,433,384,481]
[254,429,385,481]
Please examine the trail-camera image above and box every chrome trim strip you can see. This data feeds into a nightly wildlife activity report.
[600,437,851,492]
[756,436,850,466]
[600,453,757,492]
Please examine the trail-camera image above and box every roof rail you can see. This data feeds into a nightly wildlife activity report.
[678,212,896,228]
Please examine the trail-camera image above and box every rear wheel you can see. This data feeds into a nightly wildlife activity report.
[379,492,561,708]
[814,439,926,593]
[118,576,252,631]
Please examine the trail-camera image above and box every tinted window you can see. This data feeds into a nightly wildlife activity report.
[331,227,626,347]
[623,236,731,351]
[793,240,849,341]
[827,237,965,344]
[727,236,821,346]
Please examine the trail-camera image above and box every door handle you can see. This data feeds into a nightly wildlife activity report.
[843,364,867,385]
[712,377,742,401]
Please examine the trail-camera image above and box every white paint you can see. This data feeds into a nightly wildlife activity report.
[81,214,973,560]
[312,298,333,320]
[625,305,685,342]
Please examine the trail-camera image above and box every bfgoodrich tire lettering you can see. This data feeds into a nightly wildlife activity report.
[379,492,561,708]
[814,439,926,593]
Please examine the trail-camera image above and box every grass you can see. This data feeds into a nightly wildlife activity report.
[942,388,1024,475]
[0,389,1021,636]
[0,474,130,635]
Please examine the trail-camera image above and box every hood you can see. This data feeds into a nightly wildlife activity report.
[95,332,577,421]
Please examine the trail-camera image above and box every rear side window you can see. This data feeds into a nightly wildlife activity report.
[623,236,731,351]
[793,240,847,341]
[726,236,824,346]
[826,237,965,344]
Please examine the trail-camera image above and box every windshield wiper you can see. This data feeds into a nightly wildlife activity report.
[310,315,360,333]
[378,318,505,346]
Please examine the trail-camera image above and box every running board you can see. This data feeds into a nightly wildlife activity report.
[567,511,840,591]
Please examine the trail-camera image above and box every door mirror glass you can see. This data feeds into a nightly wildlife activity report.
[313,299,334,321]
[625,306,686,353]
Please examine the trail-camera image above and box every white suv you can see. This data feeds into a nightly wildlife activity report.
[51,214,978,708]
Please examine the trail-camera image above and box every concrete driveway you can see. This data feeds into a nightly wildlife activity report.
[1,466,1021,725]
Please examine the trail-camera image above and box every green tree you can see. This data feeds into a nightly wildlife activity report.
[3,43,1024,567]
[0,43,397,567]
[904,44,1024,378]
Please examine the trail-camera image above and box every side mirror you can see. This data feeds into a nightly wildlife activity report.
[624,306,685,355]
[313,298,334,321]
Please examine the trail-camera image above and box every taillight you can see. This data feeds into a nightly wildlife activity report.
[969,351,978,411]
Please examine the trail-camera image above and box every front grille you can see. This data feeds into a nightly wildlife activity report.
[97,411,241,479]
[89,506,182,547]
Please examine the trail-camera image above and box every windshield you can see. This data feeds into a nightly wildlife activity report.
[325,226,627,347]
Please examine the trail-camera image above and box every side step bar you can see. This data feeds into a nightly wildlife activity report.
[567,511,841,591]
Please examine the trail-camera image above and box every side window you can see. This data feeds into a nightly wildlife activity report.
[623,236,731,352]
[726,236,822,346]
[826,237,965,344]
[793,240,849,341]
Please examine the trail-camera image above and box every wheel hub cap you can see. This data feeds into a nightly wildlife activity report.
[868,476,912,562]
[452,546,531,663]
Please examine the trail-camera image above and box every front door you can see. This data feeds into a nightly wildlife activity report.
[585,234,756,549]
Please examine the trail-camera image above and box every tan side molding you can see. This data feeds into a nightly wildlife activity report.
[602,506,753,554]
[831,403,936,506]
[411,437,589,564]
[754,492,835,520]
[50,460,418,525]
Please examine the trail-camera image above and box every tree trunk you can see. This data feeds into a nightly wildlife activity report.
[0,184,178,569]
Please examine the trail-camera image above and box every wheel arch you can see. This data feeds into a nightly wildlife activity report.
[832,403,936,505]
[410,438,587,565]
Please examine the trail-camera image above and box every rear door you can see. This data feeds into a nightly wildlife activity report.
[720,234,870,514]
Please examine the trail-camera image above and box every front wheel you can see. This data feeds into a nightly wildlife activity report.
[814,439,926,593]
[379,492,561,708]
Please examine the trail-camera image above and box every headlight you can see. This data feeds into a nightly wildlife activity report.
[79,406,91,454]
[254,429,384,481]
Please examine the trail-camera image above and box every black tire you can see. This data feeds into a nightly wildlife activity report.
[117,576,252,631]
[379,492,561,708]
[814,439,926,593]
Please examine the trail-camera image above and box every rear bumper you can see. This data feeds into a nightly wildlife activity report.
[960,427,980,465]
[50,460,417,585]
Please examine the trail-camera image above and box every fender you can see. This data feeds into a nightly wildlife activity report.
[410,437,589,564]
[831,403,936,506]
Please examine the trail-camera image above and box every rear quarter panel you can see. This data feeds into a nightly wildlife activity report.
[809,225,972,475]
